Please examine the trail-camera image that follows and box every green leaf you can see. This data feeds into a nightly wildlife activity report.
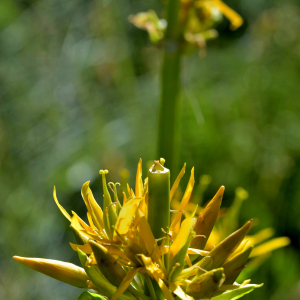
[77,291,107,300]
[211,284,263,300]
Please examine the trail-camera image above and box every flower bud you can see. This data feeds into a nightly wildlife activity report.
[13,256,89,288]
[186,268,225,298]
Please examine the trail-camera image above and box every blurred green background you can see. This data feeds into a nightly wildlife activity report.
[1,0,300,299]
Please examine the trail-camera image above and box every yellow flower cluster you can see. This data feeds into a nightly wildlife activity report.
[14,159,288,300]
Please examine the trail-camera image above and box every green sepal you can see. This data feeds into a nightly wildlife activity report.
[77,249,136,300]
[77,291,106,300]
[186,268,225,298]
[71,225,90,245]
[89,241,126,287]
[211,284,263,300]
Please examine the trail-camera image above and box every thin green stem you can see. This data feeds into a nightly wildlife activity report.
[144,274,157,300]
[128,286,151,300]
[157,0,182,178]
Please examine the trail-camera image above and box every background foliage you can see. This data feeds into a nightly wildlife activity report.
[0,0,299,299]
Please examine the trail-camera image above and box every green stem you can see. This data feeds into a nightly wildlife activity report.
[157,0,182,178]
[144,274,157,300]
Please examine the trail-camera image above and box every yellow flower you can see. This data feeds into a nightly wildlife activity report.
[14,159,267,300]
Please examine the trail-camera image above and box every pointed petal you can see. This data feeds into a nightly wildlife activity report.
[53,186,71,222]
[81,181,105,230]
[123,192,128,205]
[135,159,143,197]
[170,168,195,232]
[71,211,93,233]
[250,237,290,257]
[170,163,186,201]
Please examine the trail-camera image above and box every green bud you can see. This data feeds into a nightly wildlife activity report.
[223,245,254,284]
[208,221,252,270]
[186,268,225,298]
[89,240,126,287]
[191,186,224,250]
[77,249,135,300]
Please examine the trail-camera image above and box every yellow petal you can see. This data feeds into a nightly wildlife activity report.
[114,198,142,237]
[170,163,186,201]
[179,167,195,211]
[127,184,131,197]
[53,186,71,222]
[157,278,174,300]
[170,217,196,262]
[169,282,194,300]
[228,238,249,259]
[81,181,105,231]
[247,228,275,246]
[140,255,166,280]
[112,268,140,300]
[138,215,161,264]
[135,159,143,197]
[123,192,128,205]
[87,212,98,231]
[186,254,192,267]
[71,211,93,233]
[170,168,195,232]
[127,208,142,243]
[70,243,92,254]
[250,237,290,257]
[211,0,243,30]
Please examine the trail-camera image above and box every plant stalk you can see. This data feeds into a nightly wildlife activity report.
[157,0,182,178]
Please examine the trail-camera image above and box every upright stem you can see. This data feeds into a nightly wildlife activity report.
[157,0,182,179]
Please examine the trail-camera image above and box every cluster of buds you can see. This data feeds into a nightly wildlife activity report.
[129,0,244,56]
[15,159,289,300]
